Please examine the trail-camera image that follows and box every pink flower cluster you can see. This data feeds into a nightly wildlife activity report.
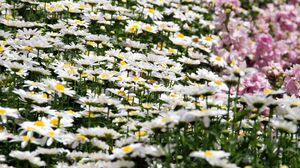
[284,65,300,96]
[241,72,270,94]
[254,4,300,68]
[214,1,300,96]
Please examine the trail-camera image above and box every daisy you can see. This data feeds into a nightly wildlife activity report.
[39,128,62,146]
[271,118,297,133]
[13,89,50,104]
[190,150,238,168]
[77,126,121,139]
[209,55,227,67]
[113,143,141,158]
[0,107,19,123]
[9,151,46,167]
[241,93,275,109]
[190,150,233,166]
[143,8,163,20]
[125,20,143,34]
[169,33,191,46]
[188,68,216,83]
[154,21,180,32]
[142,24,158,34]
[107,87,129,97]
[201,35,219,46]
[43,79,76,97]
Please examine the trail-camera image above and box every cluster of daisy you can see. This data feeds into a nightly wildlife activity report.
[0,0,299,167]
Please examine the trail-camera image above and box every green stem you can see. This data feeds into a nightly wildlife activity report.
[227,85,231,121]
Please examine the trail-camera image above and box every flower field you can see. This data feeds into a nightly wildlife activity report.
[0,0,299,167]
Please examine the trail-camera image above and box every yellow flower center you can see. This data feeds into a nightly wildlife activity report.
[139,81,146,85]
[34,120,45,127]
[26,127,35,131]
[204,151,214,157]
[42,93,48,98]
[116,15,123,20]
[5,14,12,20]
[67,110,75,115]
[118,76,124,81]
[74,20,84,25]
[120,61,127,65]
[132,76,140,81]
[122,145,134,153]
[153,85,159,89]
[192,37,199,43]
[48,131,55,137]
[214,80,223,85]
[50,118,59,126]
[145,25,153,32]
[55,83,65,91]
[49,6,55,12]
[22,136,30,142]
[170,93,177,98]
[23,46,33,51]
[168,48,176,53]
[87,41,96,46]
[142,103,152,109]
[147,8,155,13]
[215,56,222,61]
[205,36,213,42]
[177,33,185,38]
[264,89,272,94]
[0,46,5,53]
[0,109,6,115]
[128,27,137,33]
[129,110,136,115]
[199,45,207,49]
[231,59,235,66]
[85,112,95,118]
[100,73,109,79]
[132,24,140,29]
[117,90,126,96]
[135,131,146,137]
[63,63,72,67]
[81,73,88,77]
[76,134,88,141]
[79,4,85,9]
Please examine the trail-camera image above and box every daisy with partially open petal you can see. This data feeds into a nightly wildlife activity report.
[39,128,62,146]
[0,107,20,123]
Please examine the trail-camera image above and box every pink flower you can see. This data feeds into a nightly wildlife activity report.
[284,65,300,96]
[262,62,284,80]
[261,107,270,117]
[275,5,298,32]
[288,0,300,4]
[254,34,277,68]
[241,72,270,94]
